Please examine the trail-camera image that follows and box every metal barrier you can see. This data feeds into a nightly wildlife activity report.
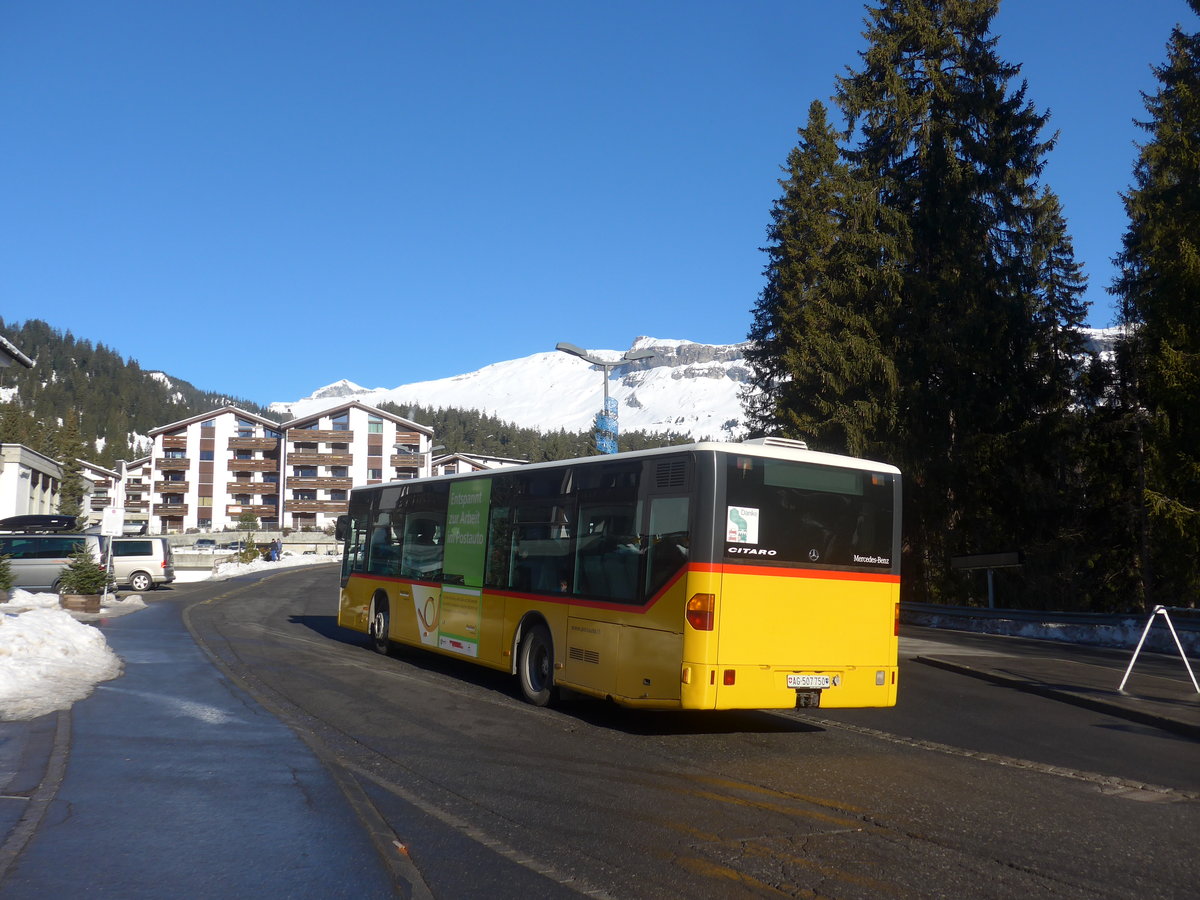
[1118,606,1200,694]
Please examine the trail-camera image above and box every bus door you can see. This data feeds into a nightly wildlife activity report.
[438,480,493,663]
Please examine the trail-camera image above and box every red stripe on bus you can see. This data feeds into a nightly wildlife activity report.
[703,563,899,583]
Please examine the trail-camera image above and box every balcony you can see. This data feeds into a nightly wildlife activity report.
[287,452,353,466]
[152,503,189,516]
[161,436,187,450]
[286,429,353,443]
[226,459,281,472]
[125,501,149,511]
[226,504,278,516]
[228,437,280,451]
[154,480,190,492]
[287,477,353,491]
[155,458,190,471]
[285,499,349,514]
[227,480,280,494]
[390,452,427,468]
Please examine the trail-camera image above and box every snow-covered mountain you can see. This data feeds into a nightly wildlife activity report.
[270,337,752,440]
[268,328,1124,441]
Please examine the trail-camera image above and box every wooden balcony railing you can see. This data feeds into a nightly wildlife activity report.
[152,503,189,516]
[287,452,354,466]
[390,453,426,468]
[155,458,190,471]
[226,459,281,472]
[225,504,278,516]
[286,429,354,443]
[227,437,280,451]
[161,436,188,449]
[285,499,349,514]
[227,481,280,494]
[286,477,353,491]
[154,480,190,492]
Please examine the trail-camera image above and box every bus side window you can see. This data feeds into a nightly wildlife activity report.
[366,512,402,576]
[484,506,513,588]
[343,513,369,577]
[401,515,444,580]
[645,496,690,598]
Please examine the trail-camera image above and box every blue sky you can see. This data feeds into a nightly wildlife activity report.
[1,1,1193,402]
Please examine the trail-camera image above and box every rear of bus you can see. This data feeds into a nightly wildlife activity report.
[680,442,901,710]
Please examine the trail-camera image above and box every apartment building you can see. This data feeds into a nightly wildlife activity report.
[147,407,283,534]
[0,444,61,519]
[121,456,151,533]
[282,401,433,531]
[430,452,527,477]
[78,459,123,530]
[144,402,434,534]
[0,445,129,529]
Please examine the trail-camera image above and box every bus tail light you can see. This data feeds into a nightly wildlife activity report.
[685,593,715,631]
[723,669,735,685]
[894,602,900,636]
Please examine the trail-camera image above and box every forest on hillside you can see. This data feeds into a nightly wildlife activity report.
[0,319,687,471]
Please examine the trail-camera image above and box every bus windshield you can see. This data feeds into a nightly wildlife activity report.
[724,455,895,571]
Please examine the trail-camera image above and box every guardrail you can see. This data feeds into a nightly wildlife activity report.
[901,601,1200,656]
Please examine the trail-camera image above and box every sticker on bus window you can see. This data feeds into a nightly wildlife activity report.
[726,506,759,543]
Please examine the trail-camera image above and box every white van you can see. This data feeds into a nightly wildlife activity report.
[0,530,107,593]
[108,537,176,591]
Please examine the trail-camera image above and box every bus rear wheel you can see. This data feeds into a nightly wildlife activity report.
[369,597,390,655]
[517,623,554,707]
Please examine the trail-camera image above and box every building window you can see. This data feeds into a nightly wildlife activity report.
[164,449,186,459]
[330,466,348,478]
[200,450,214,461]
[368,469,382,480]
[198,497,213,507]
[294,466,317,478]
[332,413,349,431]
[201,419,215,430]
[294,490,317,501]
[329,490,347,501]
[368,416,383,434]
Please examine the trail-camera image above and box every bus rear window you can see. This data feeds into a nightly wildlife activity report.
[724,456,895,570]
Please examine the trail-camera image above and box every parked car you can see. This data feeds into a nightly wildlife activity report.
[193,538,216,551]
[107,537,176,592]
[0,516,105,593]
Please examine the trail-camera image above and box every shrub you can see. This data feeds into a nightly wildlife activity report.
[0,553,13,593]
[57,545,114,595]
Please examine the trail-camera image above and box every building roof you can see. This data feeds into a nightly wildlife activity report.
[281,399,434,436]
[147,405,283,437]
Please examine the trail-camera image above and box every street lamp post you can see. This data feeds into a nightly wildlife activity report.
[556,342,655,454]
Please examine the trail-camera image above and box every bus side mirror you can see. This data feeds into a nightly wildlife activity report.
[335,515,349,542]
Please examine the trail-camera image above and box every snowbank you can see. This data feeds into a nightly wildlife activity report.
[0,554,338,721]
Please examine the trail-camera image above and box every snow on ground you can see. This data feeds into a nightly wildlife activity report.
[0,554,337,722]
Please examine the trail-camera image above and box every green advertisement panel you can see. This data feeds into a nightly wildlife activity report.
[443,480,491,587]
[439,480,491,657]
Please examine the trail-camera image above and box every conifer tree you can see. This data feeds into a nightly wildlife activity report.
[748,0,1089,603]
[53,415,89,527]
[1111,1,1200,606]
[745,100,900,457]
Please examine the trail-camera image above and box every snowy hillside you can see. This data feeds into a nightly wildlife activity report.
[269,328,1123,441]
[271,337,752,440]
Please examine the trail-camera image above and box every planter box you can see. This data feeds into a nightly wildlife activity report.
[59,594,102,614]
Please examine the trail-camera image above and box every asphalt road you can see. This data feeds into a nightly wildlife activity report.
[182,566,1198,899]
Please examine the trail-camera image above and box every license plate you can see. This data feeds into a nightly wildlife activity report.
[787,674,831,689]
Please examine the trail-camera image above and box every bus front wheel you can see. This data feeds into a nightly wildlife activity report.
[517,623,555,707]
[369,597,390,655]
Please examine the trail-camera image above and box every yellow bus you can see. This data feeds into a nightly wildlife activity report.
[336,437,900,710]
